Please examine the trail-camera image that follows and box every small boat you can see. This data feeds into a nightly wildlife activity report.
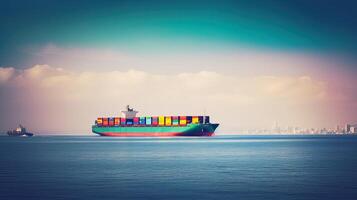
[7,125,34,137]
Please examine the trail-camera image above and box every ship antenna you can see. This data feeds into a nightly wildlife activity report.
[127,105,133,112]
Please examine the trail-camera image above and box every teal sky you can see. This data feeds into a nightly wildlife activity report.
[1,0,357,67]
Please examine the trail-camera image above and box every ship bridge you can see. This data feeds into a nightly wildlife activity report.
[121,105,138,119]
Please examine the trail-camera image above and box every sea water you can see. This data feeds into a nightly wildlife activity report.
[1,135,357,200]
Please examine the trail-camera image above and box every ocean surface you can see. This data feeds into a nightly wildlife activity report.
[1,135,357,200]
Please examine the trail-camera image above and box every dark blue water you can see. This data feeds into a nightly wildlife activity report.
[1,135,357,200]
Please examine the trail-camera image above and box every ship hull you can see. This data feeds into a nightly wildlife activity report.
[7,132,33,137]
[92,123,219,137]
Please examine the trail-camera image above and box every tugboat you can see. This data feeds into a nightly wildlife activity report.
[7,125,34,137]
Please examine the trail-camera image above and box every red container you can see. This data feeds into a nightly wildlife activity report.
[120,118,126,123]
[108,118,114,126]
[133,117,139,126]
[103,118,109,126]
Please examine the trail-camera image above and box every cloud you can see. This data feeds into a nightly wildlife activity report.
[2,64,349,134]
[28,44,350,79]
[0,67,16,83]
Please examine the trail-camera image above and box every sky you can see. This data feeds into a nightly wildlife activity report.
[1,0,357,134]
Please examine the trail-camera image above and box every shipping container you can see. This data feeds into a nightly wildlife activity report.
[108,117,115,126]
[186,116,192,124]
[97,118,103,126]
[114,117,120,126]
[133,117,139,126]
[165,116,172,126]
[120,118,126,125]
[172,116,179,126]
[158,116,165,126]
[192,116,199,124]
[204,116,210,124]
[198,116,204,124]
[103,118,109,126]
[139,117,146,125]
[146,117,152,125]
[152,117,158,126]
[126,118,133,125]
[179,116,187,126]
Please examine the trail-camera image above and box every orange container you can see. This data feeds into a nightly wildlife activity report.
[114,117,120,126]
[97,118,103,125]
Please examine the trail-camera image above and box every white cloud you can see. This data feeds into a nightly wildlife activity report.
[28,44,347,78]
[0,64,342,134]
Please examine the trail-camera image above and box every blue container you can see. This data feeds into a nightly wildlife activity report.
[186,116,192,124]
[204,116,210,124]
[198,116,204,124]
[139,117,146,125]
[126,119,133,125]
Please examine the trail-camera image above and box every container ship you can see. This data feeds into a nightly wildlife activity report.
[92,106,219,137]
[7,125,34,137]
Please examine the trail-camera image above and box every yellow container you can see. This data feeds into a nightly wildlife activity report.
[165,116,172,126]
[192,116,199,124]
[158,116,165,126]
[179,119,186,126]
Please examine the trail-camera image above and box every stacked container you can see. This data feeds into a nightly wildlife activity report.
[126,118,133,125]
[114,117,120,126]
[146,117,152,125]
[96,115,210,127]
[204,116,210,124]
[186,116,192,124]
[152,117,158,126]
[179,116,187,126]
[198,116,204,124]
[139,117,146,125]
[103,118,109,126]
[108,117,114,126]
[192,116,199,124]
[158,116,165,126]
[165,116,172,126]
[133,117,139,126]
[120,118,126,126]
[172,116,179,126]
[97,118,103,126]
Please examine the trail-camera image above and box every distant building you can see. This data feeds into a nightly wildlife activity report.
[345,124,351,133]
[351,126,357,134]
